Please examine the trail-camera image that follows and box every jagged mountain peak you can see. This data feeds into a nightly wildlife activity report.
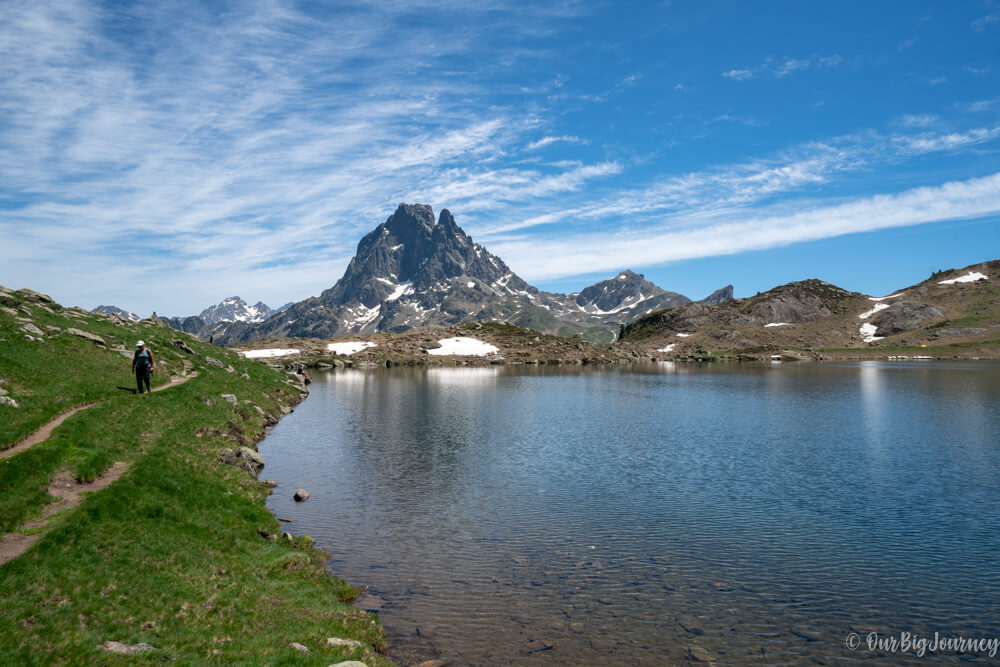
[198,204,699,345]
[697,285,734,305]
[198,296,275,324]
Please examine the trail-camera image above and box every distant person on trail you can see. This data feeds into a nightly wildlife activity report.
[131,340,156,394]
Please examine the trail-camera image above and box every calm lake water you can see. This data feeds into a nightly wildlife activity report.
[263,362,1000,665]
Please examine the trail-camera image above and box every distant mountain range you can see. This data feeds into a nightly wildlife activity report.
[91,305,140,321]
[616,260,997,357]
[195,204,730,345]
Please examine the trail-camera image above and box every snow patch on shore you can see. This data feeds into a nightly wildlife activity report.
[657,344,676,352]
[327,341,376,355]
[427,337,500,356]
[860,322,883,343]
[675,332,692,337]
[764,322,790,327]
[241,348,300,358]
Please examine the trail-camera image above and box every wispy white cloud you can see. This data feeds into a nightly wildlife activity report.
[897,113,939,128]
[526,135,583,150]
[971,12,1000,31]
[722,54,842,81]
[476,125,1000,237]
[492,173,1000,281]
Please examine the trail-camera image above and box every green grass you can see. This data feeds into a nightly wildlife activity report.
[0,292,394,665]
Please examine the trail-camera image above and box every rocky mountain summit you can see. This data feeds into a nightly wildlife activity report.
[166,297,291,341]
[198,297,282,325]
[211,204,729,345]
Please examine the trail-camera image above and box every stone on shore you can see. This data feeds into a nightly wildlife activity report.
[218,447,265,476]
[324,637,363,649]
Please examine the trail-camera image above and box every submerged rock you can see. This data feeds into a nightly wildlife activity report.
[293,488,310,502]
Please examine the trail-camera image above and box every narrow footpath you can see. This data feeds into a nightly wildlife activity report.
[0,358,198,566]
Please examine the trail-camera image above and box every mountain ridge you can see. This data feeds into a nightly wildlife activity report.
[204,204,725,345]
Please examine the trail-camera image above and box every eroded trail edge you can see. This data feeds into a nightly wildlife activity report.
[0,462,130,566]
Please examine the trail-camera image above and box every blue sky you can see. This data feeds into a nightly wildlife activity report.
[1,0,998,316]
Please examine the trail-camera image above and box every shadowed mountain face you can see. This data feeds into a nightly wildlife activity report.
[194,204,729,345]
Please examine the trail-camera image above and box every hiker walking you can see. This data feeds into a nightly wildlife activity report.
[131,340,156,394]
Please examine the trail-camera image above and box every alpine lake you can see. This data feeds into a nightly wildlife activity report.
[262,361,1000,665]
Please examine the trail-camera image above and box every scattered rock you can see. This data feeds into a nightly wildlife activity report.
[252,405,266,417]
[20,323,45,337]
[294,488,310,502]
[0,306,18,317]
[678,615,704,635]
[171,339,195,354]
[280,405,293,415]
[202,397,214,407]
[288,641,310,653]
[0,396,19,408]
[324,637,363,649]
[257,529,277,541]
[15,288,55,304]
[241,372,251,380]
[65,328,106,346]
[590,637,617,651]
[44,325,61,335]
[415,661,447,667]
[938,327,987,338]
[524,638,553,653]
[260,479,278,488]
[221,394,238,405]
[205,356,235,372]
[282,531,294,542]
[99,641,156,655]
[332,662,369,667]
[687,645,714,662]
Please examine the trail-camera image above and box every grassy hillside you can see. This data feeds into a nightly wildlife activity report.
[0,287,393,665]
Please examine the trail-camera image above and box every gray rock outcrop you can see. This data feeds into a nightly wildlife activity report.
[870,300,946,336]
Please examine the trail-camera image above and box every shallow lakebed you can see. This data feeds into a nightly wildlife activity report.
[263,362,1000,665]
